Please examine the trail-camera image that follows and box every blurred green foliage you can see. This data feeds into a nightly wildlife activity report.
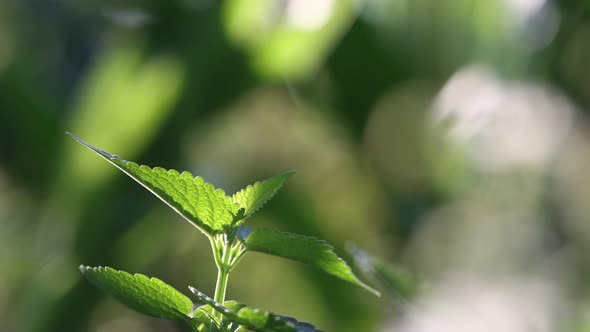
[2,0,590,331]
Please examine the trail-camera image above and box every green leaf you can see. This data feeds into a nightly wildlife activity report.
[244,229,379,296]
[192,301,247,332]
[348,245,423,299]
[232,172,295,221]
[68,133,240,234]
[80,266,193,321]
[189,287,323,332]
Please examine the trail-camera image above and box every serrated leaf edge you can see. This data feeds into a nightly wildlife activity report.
[232,171,295,220]
[189,286,316,332]
[188,286,247,323]
[246,229,380,297]
[67,132,240,235]
[79,265,193,318]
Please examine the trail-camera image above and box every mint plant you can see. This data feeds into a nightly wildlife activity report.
[68,133,378,332]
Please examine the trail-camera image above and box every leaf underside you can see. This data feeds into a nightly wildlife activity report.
[232,172,295,221]
[80,266,193,321]
[68,133,239,234]
[189,287,323,332]
[244,229,380,296]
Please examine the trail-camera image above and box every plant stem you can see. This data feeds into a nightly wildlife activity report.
[214,266,229,306]
[212,235,231,323]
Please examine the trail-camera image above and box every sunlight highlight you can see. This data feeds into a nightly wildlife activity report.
[286,0,335,30]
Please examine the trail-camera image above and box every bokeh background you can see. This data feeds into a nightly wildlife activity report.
[2,0,590,331]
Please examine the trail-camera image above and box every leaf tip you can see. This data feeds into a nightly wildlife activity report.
[366,285,381,297]
[67,133,130,167]
[66,131,83,144]
[276,171,296,182]
[188,286,211,305]
[188,286,200,296]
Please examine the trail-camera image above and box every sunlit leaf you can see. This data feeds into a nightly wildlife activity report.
[232,172,295,221]
[68,133,240,235]
[243,228,379,296]
[189,287,323,332]
[191,301,246,332]
[80,266,193,321]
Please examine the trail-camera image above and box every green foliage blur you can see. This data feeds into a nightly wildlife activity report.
[2,1,590,331]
